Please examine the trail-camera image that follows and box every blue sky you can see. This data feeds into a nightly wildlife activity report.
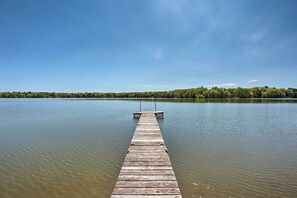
[0,0,297,92]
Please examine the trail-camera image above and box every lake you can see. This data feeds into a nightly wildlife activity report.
[0,98,297,197]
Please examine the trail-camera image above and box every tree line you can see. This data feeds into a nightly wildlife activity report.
[1,86,297,98]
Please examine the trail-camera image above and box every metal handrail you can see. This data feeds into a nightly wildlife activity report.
[139,100,157,111]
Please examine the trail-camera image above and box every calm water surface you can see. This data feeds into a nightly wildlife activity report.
[0,99,297,197]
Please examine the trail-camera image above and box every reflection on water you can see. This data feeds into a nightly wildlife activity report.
[73,97,297,104]
[0,99,297,197]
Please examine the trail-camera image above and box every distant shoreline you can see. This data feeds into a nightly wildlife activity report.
[1,86,297,98]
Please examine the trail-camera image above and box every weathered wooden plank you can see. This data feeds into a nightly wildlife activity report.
[131,140,164,143]
[131,140,164,142]
[133,135,160,137]
[115,181,178,188]
[134,131,160,133]
[124,159,169,162]
[133,132,161,135]
[127,152,166,156]
[125,155,169,159]
[117,175,177,181]
[131,139,164,141]
[119,169,174,175]
[138,123,158,125]
[134,132,161,135]
[129,148,166,153]
[133,133,161,136]
[128,151,166,154]
[128,149,166,152]
[132,136,162,139]
[136,126,159,128]
[136,129,161,131]
[128,150,166,153]
[135,129,160,132]
[126,153,168,157]
[123,161,172,166]
[121,166,173,170]
[137,123,158,124]
[129,146,166,150]
[113,187,180,195]
[132,136,164,140]
[126,156,168,160]
[131,142,164,146]
[112,195,181,198]
[132,136,163,140]
[138,122,158,124]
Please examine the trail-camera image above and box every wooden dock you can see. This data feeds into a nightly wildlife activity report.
[111,112,182,198]
[133,111,164,119]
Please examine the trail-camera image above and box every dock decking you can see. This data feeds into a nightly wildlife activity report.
[133,111,164,119]
[111,112,182,198]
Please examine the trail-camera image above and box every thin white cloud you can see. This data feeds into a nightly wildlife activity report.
[206,83,237,87]
[248,79,260,83]
[153,48,162,60]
